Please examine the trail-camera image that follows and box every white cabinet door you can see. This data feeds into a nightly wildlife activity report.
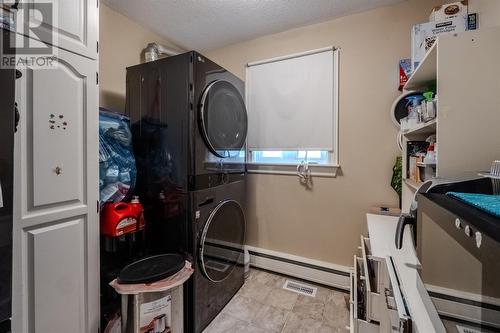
[12,47,99,333]
[17,0,98,59]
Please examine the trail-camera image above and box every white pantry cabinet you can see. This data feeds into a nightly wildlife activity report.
[18,0,98,59]
[12,34,99,333]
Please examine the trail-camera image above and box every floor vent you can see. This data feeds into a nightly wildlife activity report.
[457,325,483,333]
[282,280,317,297]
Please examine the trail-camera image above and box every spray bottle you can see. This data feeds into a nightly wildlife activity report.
[424,135,437,165]
[405,95,425,128]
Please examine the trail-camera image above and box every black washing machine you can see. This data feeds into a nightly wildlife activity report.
[190,180,246,333]
[127,51,247,192]
[192,53,247,189]
[125,52,247,333]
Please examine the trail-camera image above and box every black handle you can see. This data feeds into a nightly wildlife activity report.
[14,102,19,133]
[395,214,416,249]
[198,197,214,207]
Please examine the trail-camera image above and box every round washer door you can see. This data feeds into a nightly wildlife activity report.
[199,80,248,158]
[200,200,245,282]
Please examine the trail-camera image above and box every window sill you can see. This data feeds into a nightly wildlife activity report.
[246,162,340,178]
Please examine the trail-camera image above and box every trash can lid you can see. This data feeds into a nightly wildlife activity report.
[117,254,185,284]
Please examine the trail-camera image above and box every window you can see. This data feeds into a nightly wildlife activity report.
[245,47,339,176]
[251,150,329,165]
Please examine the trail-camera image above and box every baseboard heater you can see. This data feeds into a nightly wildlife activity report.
[246,246,351,290]
[429,290,500,331]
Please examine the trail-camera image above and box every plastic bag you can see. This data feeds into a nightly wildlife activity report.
[99,108,136,204]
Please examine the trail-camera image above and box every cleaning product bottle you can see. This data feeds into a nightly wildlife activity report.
[424,135,437,165]
[423,91,435,120]
[130,195,145,230]
[405,95,425,128]
[424,144,435,165]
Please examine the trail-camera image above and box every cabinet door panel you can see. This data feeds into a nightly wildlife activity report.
[16,49,95,215]
[19,0,98,59]
[27,218,86,333]
[12,45,99,333]
[32,61,85,207]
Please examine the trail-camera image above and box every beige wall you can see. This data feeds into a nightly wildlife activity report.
[205,0,500,267]
[99,4,179,112]
[99,0,500,267]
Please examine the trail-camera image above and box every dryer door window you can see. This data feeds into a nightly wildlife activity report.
[200,200,245,282]
[199,80,248,158]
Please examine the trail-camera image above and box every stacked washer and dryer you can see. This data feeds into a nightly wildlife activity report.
[126,51,248,333]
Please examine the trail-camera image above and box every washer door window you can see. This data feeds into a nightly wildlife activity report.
[200,80,248,158]
[200,200,245,282]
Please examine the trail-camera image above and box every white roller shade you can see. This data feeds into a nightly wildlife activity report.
[246,47,337,151]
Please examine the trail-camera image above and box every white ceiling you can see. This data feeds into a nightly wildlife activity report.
[103,0,408,51]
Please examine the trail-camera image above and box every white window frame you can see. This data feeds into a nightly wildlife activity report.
[245,47,340,177]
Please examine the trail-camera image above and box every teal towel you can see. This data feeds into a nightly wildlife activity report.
[447,192,500,218]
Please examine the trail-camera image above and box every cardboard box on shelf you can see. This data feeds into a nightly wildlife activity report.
[409,156,418,182]
[411,17,467,71]
[409,155,425,182]
[429,1,468,22]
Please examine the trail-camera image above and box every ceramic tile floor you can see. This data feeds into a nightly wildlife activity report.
[203,268,350,333]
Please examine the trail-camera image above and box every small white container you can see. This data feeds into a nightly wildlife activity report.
[420,101,427,121]
[426,100,436,119]
[400,117,409,132]
[407,108,419,129]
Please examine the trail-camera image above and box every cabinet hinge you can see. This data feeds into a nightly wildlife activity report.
[97,200,99,213]
[97,0,99,8]
[97,41,99,54]
[96,72,99,85]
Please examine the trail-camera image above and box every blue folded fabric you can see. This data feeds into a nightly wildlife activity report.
[447,192,500,218]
